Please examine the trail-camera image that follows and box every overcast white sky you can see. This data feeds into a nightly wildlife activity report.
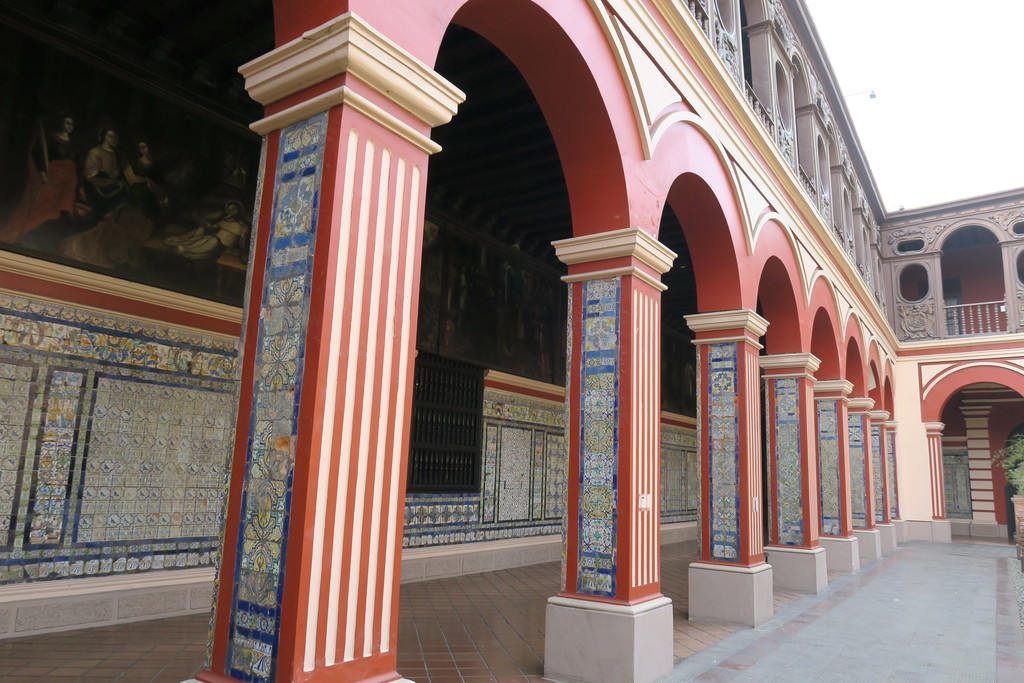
[804,0,1024,212]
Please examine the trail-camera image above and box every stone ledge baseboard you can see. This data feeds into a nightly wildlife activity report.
[1,522,699,638]
[400,521,697,584]
[0,568,215,640]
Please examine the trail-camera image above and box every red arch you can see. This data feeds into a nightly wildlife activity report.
[844,332,867,397]
[755,254,804,353]
[921,363,1024,422]
[810,307,841,380]
[663,172,744,311]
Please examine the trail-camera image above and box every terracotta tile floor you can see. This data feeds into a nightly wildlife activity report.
[0,541,798,682]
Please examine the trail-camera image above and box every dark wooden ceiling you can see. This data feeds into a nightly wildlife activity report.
[0,4,698,320]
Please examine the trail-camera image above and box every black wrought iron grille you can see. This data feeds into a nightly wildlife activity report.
[407,352,484,492]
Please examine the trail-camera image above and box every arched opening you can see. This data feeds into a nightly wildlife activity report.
[774,61,794,164]
[937,383,1024,537]
[940,225,1005,335]
[409,23,572,536]
[844,335,866,398]
[810,307,841,380]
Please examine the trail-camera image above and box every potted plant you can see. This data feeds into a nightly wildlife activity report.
[996,436,1024,568]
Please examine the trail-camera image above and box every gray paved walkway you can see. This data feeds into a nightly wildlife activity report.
[670,541,1024,682]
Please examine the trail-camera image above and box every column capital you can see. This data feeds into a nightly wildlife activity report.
[923,421,945,434]
[554,227,676,290]
[760,352,821,376]
[884,420,898,430]
[959,404,992,419]
[241,12,465,141]
[847,397,875,413]
[868,410,890,422]
[685,309,769,339]
[814,379,853,397]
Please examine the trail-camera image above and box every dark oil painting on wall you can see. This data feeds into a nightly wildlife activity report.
[0,27,259,306]
[417,219,567,386]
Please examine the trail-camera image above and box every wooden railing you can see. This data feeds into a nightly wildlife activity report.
[943,301,1008,336]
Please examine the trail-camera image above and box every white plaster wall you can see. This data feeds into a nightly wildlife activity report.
[893,357,933,522]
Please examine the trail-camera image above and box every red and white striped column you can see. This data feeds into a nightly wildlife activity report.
[814,380,859,573]
[685,310,774,627]
[848,397,881,561]
[761,353,827,594]
[870,410,897,552]
[544,228,676,683]
[197,13,464,683]
[884,419,904,542]
[924,421,952,542]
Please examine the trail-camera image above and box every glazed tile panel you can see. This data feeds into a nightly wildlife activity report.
[871,424,885,524]
[0,293,237,584]
[773,377,803,545]
[848,415,867,527]
[817,400,841,536]
[886,431,899,518]
[708,343,739,562]
[660,424,698,523]
[577,278,619,597]
[226,113,327,682]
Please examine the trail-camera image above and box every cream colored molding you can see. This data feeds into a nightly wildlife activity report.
[484,369,565,400]
[548,594,672,615]
[848,397,875,412]
[868,410,890,422]
[923,421,946,433]
[920,359,1024,402]
[553,227,677,273]
[898,332,1024,353]
[0,567,214,603]
[760,352,822,373]
[240,12,464,127]
[562,266,666,292]
[251,86,441,154]
[884,420,898,430]
[0,251,242,328]
[814,379,854,396]
[684,309,769,338]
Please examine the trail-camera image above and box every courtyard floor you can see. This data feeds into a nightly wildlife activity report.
[0,539,1020,682]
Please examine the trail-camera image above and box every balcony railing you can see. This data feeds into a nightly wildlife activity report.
[944,301,1008,337]
[745,83,774,137]
[685,0,711,37]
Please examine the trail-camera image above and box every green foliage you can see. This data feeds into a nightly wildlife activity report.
[996,436,1024,489]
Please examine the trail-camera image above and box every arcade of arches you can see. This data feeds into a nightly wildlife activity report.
[0,1,1022,682]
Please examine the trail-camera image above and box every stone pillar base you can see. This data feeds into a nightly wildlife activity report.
[853,528,882,561]
[893,519,907,542]
[876,523,897,553]
[906,519,953,543]
[764,545,827,594]
[819,536,860,574]
[544,597,673,683]
[687,562,773,627]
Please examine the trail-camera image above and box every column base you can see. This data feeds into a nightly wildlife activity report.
[853,528,882,561]
[905,519,952,542]
[893,519,907,543]
[876,523,897,553]
[544,596,673,683]
[819,536,860,574]
[687,562,773,627]
[764,545,827,594]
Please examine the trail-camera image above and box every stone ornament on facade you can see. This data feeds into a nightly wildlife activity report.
[897,301,935,340]
[715,20,742,85]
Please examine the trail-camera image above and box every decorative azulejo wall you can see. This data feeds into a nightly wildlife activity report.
[577,278,619,597]
[660,423,698,523]
[848,415,868,528]
[226,113,327,682]
[708,342,740,562]
[871,424,884,524]
[772,377,803,545]
[886,431,899,519]
[0,292,237,585]
[817,400,841,536]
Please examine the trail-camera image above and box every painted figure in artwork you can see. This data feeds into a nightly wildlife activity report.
[0,114,79,244]
[163,199,249,260]
[81,127,128,221]
[124,140,167,218]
